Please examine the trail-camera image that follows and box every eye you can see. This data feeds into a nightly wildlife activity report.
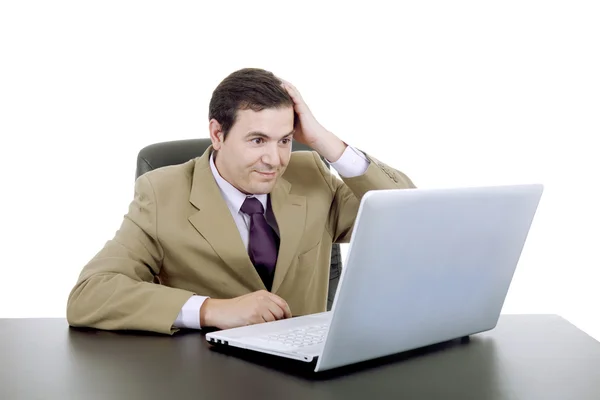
[280,138,291,145]
[251,137,264,144]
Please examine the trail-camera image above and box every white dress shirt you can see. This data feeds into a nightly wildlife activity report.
[173,146,369,329]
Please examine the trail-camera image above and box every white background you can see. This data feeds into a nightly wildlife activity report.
[1,1,598,340]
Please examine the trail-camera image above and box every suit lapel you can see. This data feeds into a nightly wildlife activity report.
[270,178,306,293]
[187,148,307,294]
[188,150,265,291]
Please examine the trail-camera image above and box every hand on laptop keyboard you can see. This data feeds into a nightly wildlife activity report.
[200,290,293,330]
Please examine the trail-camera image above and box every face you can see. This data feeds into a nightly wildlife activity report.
[209,107,295,195]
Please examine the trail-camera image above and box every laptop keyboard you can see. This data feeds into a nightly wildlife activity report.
[257,323,329,348]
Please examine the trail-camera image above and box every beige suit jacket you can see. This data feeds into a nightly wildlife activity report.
[66,147,415,334]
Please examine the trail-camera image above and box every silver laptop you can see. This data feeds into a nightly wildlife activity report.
[206,184,544,372]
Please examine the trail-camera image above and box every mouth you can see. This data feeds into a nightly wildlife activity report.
[254,171,277,179]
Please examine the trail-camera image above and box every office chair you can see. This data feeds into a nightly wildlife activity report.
[136,138,342,311]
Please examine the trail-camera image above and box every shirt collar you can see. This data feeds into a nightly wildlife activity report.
[209,151,268,214]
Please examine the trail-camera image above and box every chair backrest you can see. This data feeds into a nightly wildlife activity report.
[136,138,342,310]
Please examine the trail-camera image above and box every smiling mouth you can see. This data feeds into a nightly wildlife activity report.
[255,171,277,178]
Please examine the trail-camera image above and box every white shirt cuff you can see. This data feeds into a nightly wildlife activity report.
[328,145,370,178]
[173,295,209,330]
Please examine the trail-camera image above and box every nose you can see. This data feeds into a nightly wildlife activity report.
[261,143,280,167]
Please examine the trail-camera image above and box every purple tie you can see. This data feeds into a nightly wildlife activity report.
[241,197,278,290]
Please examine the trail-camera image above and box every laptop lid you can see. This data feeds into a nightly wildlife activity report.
[315,184,543,371]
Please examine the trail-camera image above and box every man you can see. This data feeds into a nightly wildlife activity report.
[66,68,415,334]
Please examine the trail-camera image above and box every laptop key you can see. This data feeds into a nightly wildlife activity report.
[254,323,329,348]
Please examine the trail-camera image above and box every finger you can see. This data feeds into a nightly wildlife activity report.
[281,79,298,92]
[268,293,293,319]
[281,82,297,98]
[279,79,300,98]
[279,78,292,87]
[261,308,277,323]
[283,86,307,113]
[265,300,285,320]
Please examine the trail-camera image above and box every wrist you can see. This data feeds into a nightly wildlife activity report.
[200,298,216,328]
[313,132,346,162]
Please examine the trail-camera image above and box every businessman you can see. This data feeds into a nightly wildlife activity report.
[66,68,416,334]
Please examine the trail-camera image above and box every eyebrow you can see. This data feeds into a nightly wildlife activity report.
[244,130,295,140]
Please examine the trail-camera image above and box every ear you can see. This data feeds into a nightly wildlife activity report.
[209,119,224,150]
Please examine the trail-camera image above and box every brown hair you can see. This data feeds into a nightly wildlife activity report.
[208,68,296,138]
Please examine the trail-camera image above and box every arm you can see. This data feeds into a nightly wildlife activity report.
[313,149,415,243]
[66,174,196,334]
[279,79,415,243]
[68,175,293,332]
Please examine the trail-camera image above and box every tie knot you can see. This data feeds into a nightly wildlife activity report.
[241,197,264,215]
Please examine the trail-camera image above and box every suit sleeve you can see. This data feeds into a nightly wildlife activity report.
[312,150,416,243]
[66,174,195,334]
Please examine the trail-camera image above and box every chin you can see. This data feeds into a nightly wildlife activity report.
[249,182,276,195]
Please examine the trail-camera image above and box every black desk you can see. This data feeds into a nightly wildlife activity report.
[1,315,599,399]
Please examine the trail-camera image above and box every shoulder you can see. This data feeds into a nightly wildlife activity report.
[135,158,197,198]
